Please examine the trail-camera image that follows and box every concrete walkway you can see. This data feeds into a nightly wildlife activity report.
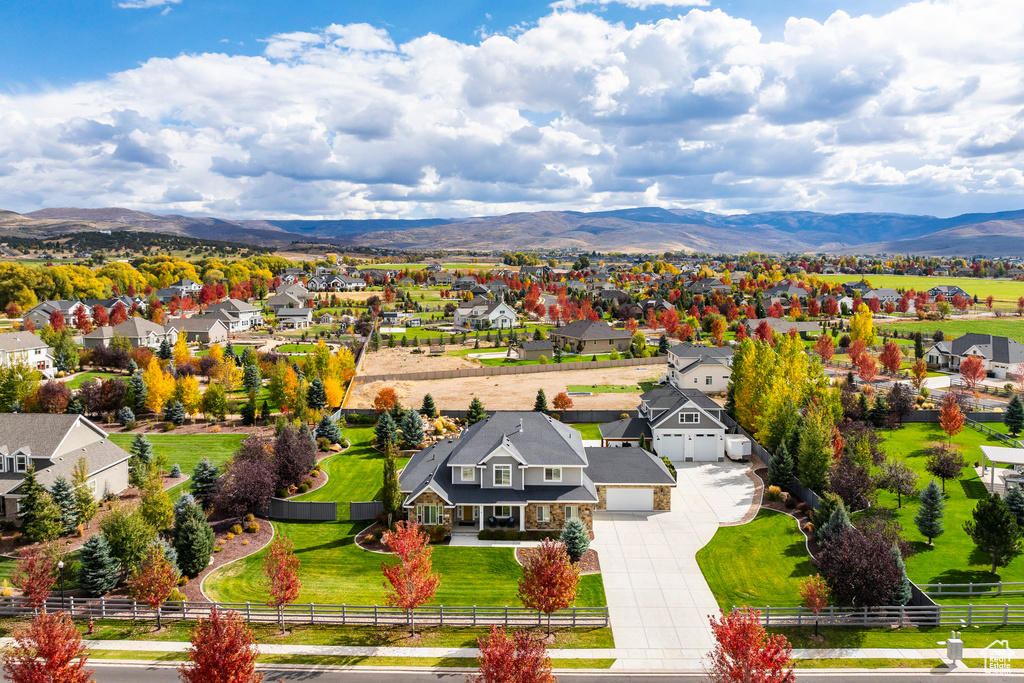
[590,461,755,671]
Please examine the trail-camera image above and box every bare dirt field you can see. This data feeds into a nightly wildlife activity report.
[360,346,483,374]
[311,290,385,303]
[348,365,665,411]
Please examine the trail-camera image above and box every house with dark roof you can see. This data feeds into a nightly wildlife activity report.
[453,297,517,330]
[205,298,263,332]
[452,276,480,292]
[928,284,969,300]
[277,307,313,329]
[508,339,554,361]
[24,300,89,330]
[0,414,131,524]
[666,342,733,393]
[170,316,229,345]
[399,412,675,534]
[863,288,901,305]
[549,320,632,354]
[927,333,1024,379]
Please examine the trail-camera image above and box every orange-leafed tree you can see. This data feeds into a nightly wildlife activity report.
[857,355,878,384]
[753,320,773,343]
[878,340,903,375]
[373,387,398,414]
[625,317,639,334]
[518,539,580,635]
[12,546,56,611]
[734,323,747,341]
[381,521,441,636]
[959,355,986,390]
[179,606,262,683]
[2,610,93,683]
[705,608,795,683]
[471,625,555,683]
[645,308,658,330]
[821,297,839,317]
[939,392,964,445]
[807,298,820,317]
[847,338,866,368]
[911,358,929,391]
[813,334,834,363]
[986,295,995,310]
[262,536,301,630]
[710,316,727,346]
[127,544,180,630]
[552,392,573,411]
[799,574,830,638]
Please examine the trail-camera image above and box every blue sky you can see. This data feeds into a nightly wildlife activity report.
[0,0,1020,220]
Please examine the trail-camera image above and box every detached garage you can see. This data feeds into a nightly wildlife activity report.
[584,447,676,513]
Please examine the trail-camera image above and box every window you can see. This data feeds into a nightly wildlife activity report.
[679,412,699,424]
[461,466,475,482]
[565,506,579,520]
[417,505,440,525]
[705,376,713,385]
[14,455,26,473]
[544,467,562,482]
[536,505,551,523]
[497,505,512,517]
[494,464,511,487]
[88,480,97,493]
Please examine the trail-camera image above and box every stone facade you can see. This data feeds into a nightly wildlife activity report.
[524,502,594,533]
[596,485,672,511]
[409,490,453,534]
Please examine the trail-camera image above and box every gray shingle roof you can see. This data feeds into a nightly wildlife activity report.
[598,417,651,440]
[552,320,632,341]
[584,447,675,485]
[446,412,587,467]
[0,331,48,352]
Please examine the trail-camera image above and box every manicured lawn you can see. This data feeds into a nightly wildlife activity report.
[276,343,320,353]
[108,433,244,498]
[569,424,603,440]
[567,384,642,393]
[696,509,814,610]
[772,623,1024,650]
[877,318,1024,343]
[817,274,1024,302]
[195,345,247,357]
[65,371,118,389]
[204,426,607,608]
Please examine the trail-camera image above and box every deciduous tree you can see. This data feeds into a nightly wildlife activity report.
[2,610,93,683]
[471,625,555,683]
[518,539,580,635]
[373,387,398,414]
[939,392,964,445]
[705,608,795,683]
[799,574,830,637]
[880,460,917,508]
[179,606,262,683]
[959,355,986,390]
[817,527,901,607]
[926,446,967,493]
[878,340,902,375]
[813,334,834,362]
[552,391,573,411]
[127,544,180,629]
[262,536,301,630]
[381,521,441,636]
[12,546,56,610]
[910,358,928,391]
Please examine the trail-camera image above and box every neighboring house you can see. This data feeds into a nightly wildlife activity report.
[927,333,1024,379]
[508,339,554,361]
[339,275,367,291]
[0,331,55,378]
[863,288,901,305]
[454,298,517,330]
[82,317,178,350]
[685,278,732,296]
[430,272,455,287]
[399,411,675,535]
[485,281,509,297]
[398,277,416,287]
[0,414,131,524]
[596,289,632,305]
[306,274,344,292]
[318,313,335,325]
[814,294,854,314]
[279,283,310,300]
[763,283,808,299]
[171,317,229,345]
[266,292,305,313]
[928,285,969,300]
[277,308,313,329]
[600,385,728,463]
[24,300,89,330]
[565,280,588,293]
[549,320,632,354]
[205,298,263,332]
[452,276,480,292]
[842,281,873,297]
[382,311,413,324]
[167,279,202,298]
[638,297,673,313]
[667,343,733,393]
[742,318,821,340]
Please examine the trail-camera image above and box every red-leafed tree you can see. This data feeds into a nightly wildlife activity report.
[705,608,794,683]
[883,301,896,315]
[381,521,441,636]
[471,625,555,683]
[552,392,573,411]
[857,354,878,384]
[789,299,802,317]
[92,305,109,327]
[734,323,747,341]
[766,302,783,318]
[814,334,834,362]
[939,392,964,445]
[2,610,93,683]
[48,310,65,332]
[878,340,903,375]
[753,320,773,343]
[624,317,639,334]
[110,302,128,325]
[518,539,580,635]
[847,339,866,368]
[959,355,986,390]
[807,298,820,317]
[22,317,36,333]
[4,302,20,319]
[127,544,180,630]
[911,358,929,391]
[12,547,56,611]
[36,380,71,414]
[659,308,679,335]
[179,606,262,683]
[645,308,658,330]
[73,307,92,333]
[821,297,839,317]
[986,295,995,310]
[866,297,881,313]
[799,574,830,638]
[262,536,301,630]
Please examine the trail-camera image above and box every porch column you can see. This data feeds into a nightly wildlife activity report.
[479,506,485,531]
[519,506,525,531]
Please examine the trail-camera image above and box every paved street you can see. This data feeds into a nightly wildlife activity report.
[591,461,755,671]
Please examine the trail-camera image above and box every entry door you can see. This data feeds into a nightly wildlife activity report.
[462,505,474,522]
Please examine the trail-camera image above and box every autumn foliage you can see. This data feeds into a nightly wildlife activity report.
[799,574,831,636]
[471,625,555,683]
[939,392,965,444]
[127,544,180,628]
[381,521,441,635]
[959,355,987,389]
[878,340,903,375]
[2,610,93,683]
[12,547,57,611]
[179,606,262,683]
[705,608,795,683]
[518,540,580,635]
[813,334,834,362]
[374,387,398,414]
[263,536,301,616]
[857,354,878,384]
[552,392,573,411]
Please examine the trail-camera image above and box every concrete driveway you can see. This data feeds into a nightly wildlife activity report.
[591,461,755,671]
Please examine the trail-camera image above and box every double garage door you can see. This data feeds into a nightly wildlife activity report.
[605,488,655,511]
[658,433,720,462]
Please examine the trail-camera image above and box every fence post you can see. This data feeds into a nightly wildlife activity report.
[374,604,378,627]
[999,581,1003,596]
[473,605,477,627]
[246,602,251,622]
[1006,604,1009,626]
[899,605,904,629]
[505,605,509,627]
[310,603,314,625]
[797,605,802,627]
[69,596,74,617]
[102,597,106,619]
[440,604,444,627]
[968,604,973,626]
[342,604,346,626]
[132,600,137,621]
[765,606,770,626]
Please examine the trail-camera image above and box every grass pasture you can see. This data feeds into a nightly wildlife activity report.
[877,317,1024,343]
[817,274,1024,302]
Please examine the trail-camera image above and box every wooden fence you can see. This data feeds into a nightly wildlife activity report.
[741,603,1024,628]
[4,596,608,628]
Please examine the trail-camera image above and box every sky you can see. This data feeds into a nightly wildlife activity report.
[0,0,1022,220]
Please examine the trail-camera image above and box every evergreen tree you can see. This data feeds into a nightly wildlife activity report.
[307,377,327,410]
[1006,395,1024,437]
[260,400,271,423]
[400,410,425,449]
[79,535,120,596]
[553,345,563,363]
[767,443,795,489]
[466,397,488,424]
[817,502,853,547]
[381,449,402,522]
[533,327,543,341]
[868,395,889,428]
[1006,486,1024,529]
[560,518,591,562]
[375,412,398,449]
[117,406,135,426]
[915,479,946,544]
[190,458,220,509]
[890,545,912,606]
[72,457,98,527]
[369,330,382,351]
[964,493,1024,574]
[49,476,78,535]
[658,333,670,354]
[240,401,256,426]
[127,358,138,374]
[173,492,199,529]
[421,393,438,419]
[316,414,342,444]
[914,332,925,359]
[243,364,262,397]
[174,501,215,577]
[19,466,61,542]
[163,400,187,426]
[129,371,147,414]
[534,389,548,412]
[857,392,870,418]
[155,537,179,573]
[129,434,155,488]
[157,338,173,360]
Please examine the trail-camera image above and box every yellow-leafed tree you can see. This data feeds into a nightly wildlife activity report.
[849,303,877,347]
[143,359,175,413]
[173,331,191,367]
[175,375,202,416]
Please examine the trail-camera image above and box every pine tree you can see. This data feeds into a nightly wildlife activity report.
[316,414,342,444]
[534,389,548,413]
[174,502,215,578]
[190,458,220,509]
[375,412,398,449]
[243,364,262,398]
[466,397,488,424]
[72,457,98,527]
[117,406,135,426]
[127,358,138,374]
[240,401,256,426]
[78,535,120,596]
[129,434,155,488]
[19,466,62,542]
[381,449,402,521]
[560,518,590,562]
[129,371,147,414]
[163,400,187,426]
[400,410,424,449]
[890,545,912,606]
[915,479,946,544]
[914,332,925,359]
[49,476,78,535]
[858,392,870,419]
[157,338,173,360]
[1006,395,1024,437]
[155,537,179,573]
[964,493,1024,574]
[767,443,795,489]
[421,394,437,419]
[817,502,853,547]
[1007,486,1024,529]
[658,333,670,354]
[260,400,271,424]
[307,377,327,410]
[868,395,888,428]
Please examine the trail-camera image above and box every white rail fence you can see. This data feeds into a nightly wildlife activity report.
[740,603,1024,628]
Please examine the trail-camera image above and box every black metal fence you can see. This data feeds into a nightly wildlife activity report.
[264,498,337,521]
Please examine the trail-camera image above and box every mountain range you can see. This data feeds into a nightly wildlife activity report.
[3,206,1024,256]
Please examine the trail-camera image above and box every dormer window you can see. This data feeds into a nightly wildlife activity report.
[15,455,26,473]
[494,465,511,487]
[461,466,475,482]
[680,412,699,424]
[544,467,562,482]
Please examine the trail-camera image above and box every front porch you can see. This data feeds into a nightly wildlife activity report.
[451,504,526,533]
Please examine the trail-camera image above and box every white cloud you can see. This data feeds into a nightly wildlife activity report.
[2,2,1024,219]
[551,0,708,9]
[117,0,180,8]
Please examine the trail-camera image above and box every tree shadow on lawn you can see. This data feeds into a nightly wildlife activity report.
[959,477,988,500]
[932,565,997,585]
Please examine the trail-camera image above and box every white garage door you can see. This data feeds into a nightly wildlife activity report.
[606,488,654,511]
[692,434,719,462]
[658,435,687,463]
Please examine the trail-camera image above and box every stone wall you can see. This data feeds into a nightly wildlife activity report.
[596,485,672,511]
[409,490,453,534]
[525,503,594,533]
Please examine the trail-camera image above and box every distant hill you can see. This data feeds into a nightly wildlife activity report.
[5,205,1024,255]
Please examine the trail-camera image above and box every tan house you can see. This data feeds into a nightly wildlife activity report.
[0,331,55,378]
[549,320,633,355]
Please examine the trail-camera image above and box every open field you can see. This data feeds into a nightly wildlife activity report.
[348,365,666,411]
[817,274,1024,301]
[360,347,482,375]
[877,317,1024,343]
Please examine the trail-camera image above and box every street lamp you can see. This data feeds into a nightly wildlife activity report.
[57,560,65,610]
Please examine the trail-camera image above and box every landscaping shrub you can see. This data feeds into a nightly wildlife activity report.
[660,457,677,481]
[226,532,234,540]
[276,488,289,498]
[429,525,446,543]
[168,588,186,602]
[214,546,223,553]
[783,495,797,509]
[242,539,249,545]
[345,413,379,425]
[230,524,243,535]
[797,502,811,515]
[244,513,255,523]
[478,529,495,540]
[170,464,182,478]
[310,470,319,478]
[803,522,815,534]
[177,576,189,586]
[317,437,331,452]
[766,485,782,501]
[246,521,259,533]
[297,482,310,493]
[163,422,176,432]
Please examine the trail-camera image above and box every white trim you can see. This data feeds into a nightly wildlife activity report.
[460,466,475,482]
[565,505,579,520]
[679,412,699,424]
[543,467,562,482]
[536,505,551,523]
[493,464,512,487]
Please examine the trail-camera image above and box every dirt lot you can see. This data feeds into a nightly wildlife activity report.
[348,365,665,411]
[360,346,483,374]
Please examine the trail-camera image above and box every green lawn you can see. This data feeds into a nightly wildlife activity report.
[569,424,603,440]
[817,274,1024,302]
[65,371,118,389]
[108,433,244,498]
[204,426,607,608]
[697,509,814,610]
[275,343,321,353]
[772,623,1024,650]
[878,318,1024,343]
